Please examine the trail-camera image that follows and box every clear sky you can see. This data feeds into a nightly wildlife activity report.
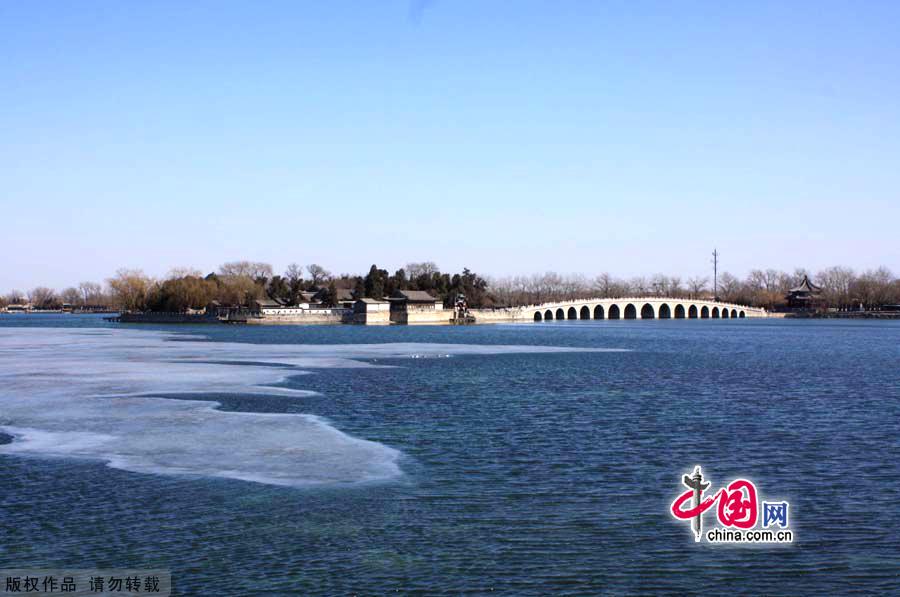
[2,1,899,290]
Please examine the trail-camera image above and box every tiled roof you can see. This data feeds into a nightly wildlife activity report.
[392,290,438,302]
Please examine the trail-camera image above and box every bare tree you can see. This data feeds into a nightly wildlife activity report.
[759,270,779,292]
[284,263,304,284]
[489,270,662,305]
[817,266,855,309]
[747,269,786,294]
[853,267,895,308]
[218,261,273,280]
[306,264,331,286]
[60,287,81,306]
[562,273,588,300]
[406,262,439,280]
[28,287,58,309]
[78,281,103,305]
[718,272,741,302]
[5,290,26,305]
[746,269,765,291]
[629,276,649,296]
[593,273,614,298]
[686,276,708,298]
[166,266,203,280]
[650,274,670,297]
[281,263,306,304]
[746,269,787,307]
[668,276,683,297]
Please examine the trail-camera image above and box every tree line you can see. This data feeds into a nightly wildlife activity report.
[487,266,900,310]
[1,261,489,313]
[3,262,898,313]
[2,282,108,311]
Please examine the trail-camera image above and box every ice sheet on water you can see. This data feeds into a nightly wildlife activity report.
[0,327,619,487]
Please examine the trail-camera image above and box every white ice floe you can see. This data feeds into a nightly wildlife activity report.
[0,327,618,487]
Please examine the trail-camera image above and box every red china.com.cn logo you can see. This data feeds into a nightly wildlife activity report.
[670,466,794,544]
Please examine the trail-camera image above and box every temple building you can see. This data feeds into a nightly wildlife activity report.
[352,298,391,324]
[786,275,823,311]
[387,290,447,324]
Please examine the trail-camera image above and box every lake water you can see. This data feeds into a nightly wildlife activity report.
[1,314,898,595]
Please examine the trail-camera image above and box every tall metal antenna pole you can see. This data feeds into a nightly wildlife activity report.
[712,248,719,300]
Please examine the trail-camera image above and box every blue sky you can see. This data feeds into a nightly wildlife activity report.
[2,1,899,290]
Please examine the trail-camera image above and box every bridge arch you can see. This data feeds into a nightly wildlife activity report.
[523,299,761,323]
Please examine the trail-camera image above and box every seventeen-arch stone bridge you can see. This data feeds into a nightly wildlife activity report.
[470,297,767,323]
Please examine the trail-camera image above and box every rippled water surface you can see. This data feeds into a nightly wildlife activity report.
[1,314,898,595]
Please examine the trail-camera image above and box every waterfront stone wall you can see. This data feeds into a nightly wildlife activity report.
[249,309,350,325]
[389,309,454,325]
[351,310,392,325]
[117,312,219,324]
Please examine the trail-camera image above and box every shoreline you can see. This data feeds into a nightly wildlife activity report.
[785,311,900,319]
[7,309,899,324]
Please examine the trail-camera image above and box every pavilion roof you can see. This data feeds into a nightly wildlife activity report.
[789,275,822,293]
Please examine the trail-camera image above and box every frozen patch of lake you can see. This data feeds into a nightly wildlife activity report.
[0,327,618,487]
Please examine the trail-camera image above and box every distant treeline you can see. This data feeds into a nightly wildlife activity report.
[3,262,899,313]
[487,267,900,310]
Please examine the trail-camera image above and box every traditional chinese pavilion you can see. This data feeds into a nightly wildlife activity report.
[786,275,823,311]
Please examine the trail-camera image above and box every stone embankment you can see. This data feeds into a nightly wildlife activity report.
[114,312,220,324]
[246,310,349,325]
